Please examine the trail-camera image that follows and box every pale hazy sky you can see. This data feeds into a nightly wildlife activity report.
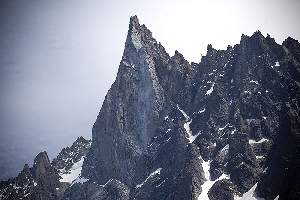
[0,0,299,179]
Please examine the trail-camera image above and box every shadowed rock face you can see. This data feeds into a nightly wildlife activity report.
[0,138,91,200]
[82,16,170,186]
[0,151,62,200]
[1,16,300,200]
[81,15,204,198]
[78,16,300,200]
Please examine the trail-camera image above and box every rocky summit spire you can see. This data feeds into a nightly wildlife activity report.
[32,151,51,177]
[127,15,142,50]
[82,15,170,186]
[129,15,140,30]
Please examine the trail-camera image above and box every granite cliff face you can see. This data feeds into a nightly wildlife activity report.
[1,16,300,200]
[78,16,300,200]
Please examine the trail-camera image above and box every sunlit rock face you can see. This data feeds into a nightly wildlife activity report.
[1,16,300,200]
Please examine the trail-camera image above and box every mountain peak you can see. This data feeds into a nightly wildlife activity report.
[171,50,191,70]
[172,50,185,60]
[33,151,50,166]
[2,16,300,200]
[75,136,89,144]
[32,151,51,178]
[22,163,30,172]
[124,15,158,53]
[129,15,140,29]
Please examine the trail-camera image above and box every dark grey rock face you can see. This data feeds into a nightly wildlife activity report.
[82,16,170,187]
[0,137,91,200]
[62,180,129,200]
[0,151,62,200]
[2,16,300,200]
[256,103,300,200]
[80,18,300,200]
[208,179,235,200]
[80,16,205,200]
[77,17,300,200]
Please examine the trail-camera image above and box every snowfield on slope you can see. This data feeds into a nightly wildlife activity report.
[60,157,85,183]
[198,157,230,200]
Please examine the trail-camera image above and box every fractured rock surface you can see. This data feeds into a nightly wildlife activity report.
[1,16,300,200]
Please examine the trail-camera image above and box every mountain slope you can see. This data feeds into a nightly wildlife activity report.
[0,137,91,200]
[1,16,300,200]
[78,16,300,200]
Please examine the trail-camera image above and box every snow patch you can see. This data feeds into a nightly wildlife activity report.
[220,144,229,155]
[231,128,237,135]
[256,155,264,159]
[205,83,215,95]
[198,108,206,114]
[156,179,166,188]
[198,157,230,200]
[249,138,269,145]
[219,123,229,131]
[60,157,85,183]
[177,105,200,143]
[224,62,229,68]
[99,179,114,187]
[184,120,196,143]
[72,176,89,185]
[177,104,189,120]
[136,168,162,188]
[250,80,259,84]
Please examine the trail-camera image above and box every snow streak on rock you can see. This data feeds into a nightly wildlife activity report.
[198,157,230,200]
[177,105,200,143]
[136,168,162,188]
[205,82,215,95]
[198,108,206,114]
[249,138,269,145]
